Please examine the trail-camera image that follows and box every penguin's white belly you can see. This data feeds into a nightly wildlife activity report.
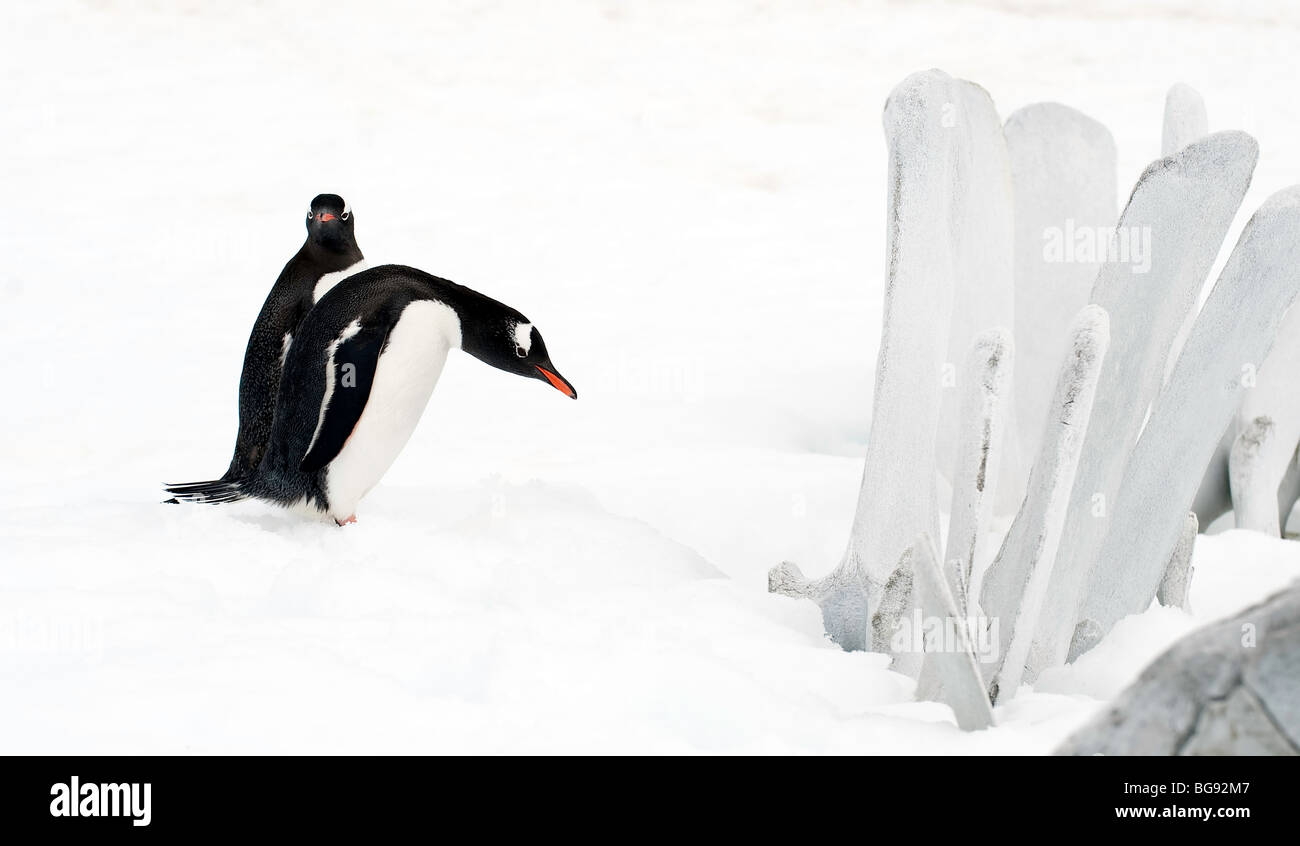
[323,299,460,519]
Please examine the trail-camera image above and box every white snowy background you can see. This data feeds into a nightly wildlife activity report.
[4,0,1300,753]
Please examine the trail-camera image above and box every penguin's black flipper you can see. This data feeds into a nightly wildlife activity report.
[299,323,389,474]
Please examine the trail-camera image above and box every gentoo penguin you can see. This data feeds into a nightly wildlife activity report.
[165,265,576,524]
[181,194,366,487]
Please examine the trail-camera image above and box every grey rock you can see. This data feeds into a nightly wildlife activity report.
[1058,584,1300,755]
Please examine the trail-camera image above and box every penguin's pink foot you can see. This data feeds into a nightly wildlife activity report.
[335,515,357,526]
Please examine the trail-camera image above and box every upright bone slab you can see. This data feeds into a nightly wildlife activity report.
[1278,454,1300,535]
[1162,83,1209,157]
[1160,84,1210,385]
[943,329,1013,610]
[978,306,1109,701]
[871,550,915,656]
[1191,428,1236,529]
[1157,512,1197,612]
[1004,103,1116,478]
[910,534,995,731]
[1076,186,1300,657]
[935,82,1018,515]
[1232,298,1300,535]
[1230,416,1283,535]
[917,330,1013,698]
[1026,132,1258,678]
[769,70,972,650]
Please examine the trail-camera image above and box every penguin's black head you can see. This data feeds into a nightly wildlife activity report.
[305,193,358,253]
[465,312,577,400]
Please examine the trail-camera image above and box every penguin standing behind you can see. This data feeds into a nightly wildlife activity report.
[183,194,366,486]
[165,265,576,524]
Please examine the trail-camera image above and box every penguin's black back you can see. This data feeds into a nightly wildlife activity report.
[222,242,361,480]
[245,265,514,509]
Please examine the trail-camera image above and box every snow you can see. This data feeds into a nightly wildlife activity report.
[4,0,1300,753]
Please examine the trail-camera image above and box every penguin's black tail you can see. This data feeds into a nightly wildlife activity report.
[162,478,249,505]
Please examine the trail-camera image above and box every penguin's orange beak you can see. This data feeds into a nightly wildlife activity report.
[314,212,337,222]
[537,366,577,399]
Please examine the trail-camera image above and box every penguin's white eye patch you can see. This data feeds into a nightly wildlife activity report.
[511,322,533,356]
[341,201,351,221]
